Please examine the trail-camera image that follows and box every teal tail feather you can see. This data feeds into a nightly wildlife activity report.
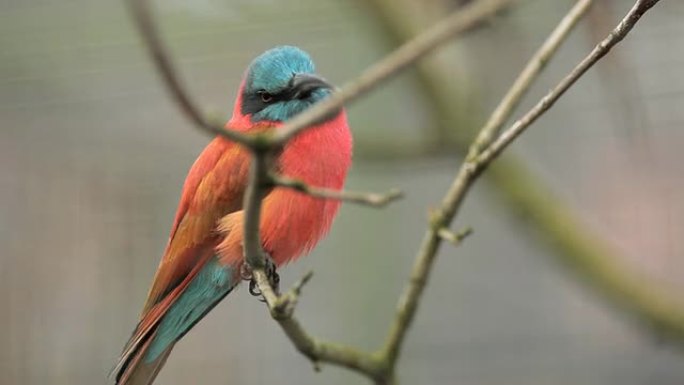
[116,342,172,385]
[114,257,236,384]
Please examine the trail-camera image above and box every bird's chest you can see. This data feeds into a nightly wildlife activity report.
[277,127,350,190]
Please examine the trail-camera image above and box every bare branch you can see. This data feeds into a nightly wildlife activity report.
[365,0,684,352]
[478,0,661,164]
[270,174,403,208]
[125,0,255,147]
[241,135,387,379]
[380,0,604,368]
[251,268,386,376]
[382,2,684,371]
[469,0,684,342]
[261,270,314,320]
[468,0,593,156]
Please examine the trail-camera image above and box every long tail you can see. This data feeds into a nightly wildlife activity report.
[114,257,238,385]
[115,335,174,385]
[124,349,172,385]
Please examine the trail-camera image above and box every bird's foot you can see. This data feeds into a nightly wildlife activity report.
[241,254,280,301]
[265,256,281,295]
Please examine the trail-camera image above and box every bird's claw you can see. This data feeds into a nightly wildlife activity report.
[265,256,281,295]
[248,279,263,300]
[242,254,280,302]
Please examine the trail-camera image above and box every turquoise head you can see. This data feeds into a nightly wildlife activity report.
[240,46,333,123]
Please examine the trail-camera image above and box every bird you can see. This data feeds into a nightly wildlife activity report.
[113,45,353,385]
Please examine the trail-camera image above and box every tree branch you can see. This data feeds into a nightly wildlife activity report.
[380,0,596,367]
[468,0,593,155]
[125,0,255,147]
[240,150,391,379]
[478,0,662,164]
[364,0,684,352]
[473,0,684,342]
[251,268,387,376]
[269,174,403,208]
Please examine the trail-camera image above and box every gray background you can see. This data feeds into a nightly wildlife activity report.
[1,0,683,384]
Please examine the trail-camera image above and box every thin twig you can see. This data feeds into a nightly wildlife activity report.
[478,0,661,164]
[468,0,593,156]
[365,0,684,351]
[260,270,313,320]
[270,174,403,208]
[381,0,648,368]
[473,0,684,341]
[251,268,386,376]
[125,0,255,147]
[384,0,676,371]
[361,0,519,149]
[437,227,473,246]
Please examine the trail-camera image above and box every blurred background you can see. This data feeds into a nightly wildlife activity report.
[1,0,684,384]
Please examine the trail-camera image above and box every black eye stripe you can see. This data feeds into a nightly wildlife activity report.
[257,89,288,103]
[241,88,293,116]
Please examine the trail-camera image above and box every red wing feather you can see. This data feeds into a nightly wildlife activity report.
[141,136,251,313]
[115,135,252,382]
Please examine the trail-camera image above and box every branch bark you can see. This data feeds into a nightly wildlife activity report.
[469,0,593,155]
[474,0,684,343]
[269,174,403,208]
[380,0,595,368]
[367,0,684,352]
[126,0,254,147]
[478,0,662,163]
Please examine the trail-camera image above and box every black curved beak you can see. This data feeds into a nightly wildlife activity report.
[290,73,332,99]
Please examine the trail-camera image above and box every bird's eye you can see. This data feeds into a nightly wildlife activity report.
[257,91,273,103]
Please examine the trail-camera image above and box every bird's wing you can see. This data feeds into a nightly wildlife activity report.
[144,136,252,312]
[117,136,251,360]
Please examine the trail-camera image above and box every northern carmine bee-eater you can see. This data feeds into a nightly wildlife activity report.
[114,46,352,385]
